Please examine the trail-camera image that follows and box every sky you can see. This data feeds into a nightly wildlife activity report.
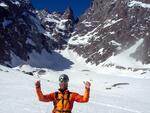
[31,0,92,17]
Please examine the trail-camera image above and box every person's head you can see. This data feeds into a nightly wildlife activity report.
[59,74,69,90]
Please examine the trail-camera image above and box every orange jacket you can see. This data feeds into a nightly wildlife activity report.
[36,87,90,113]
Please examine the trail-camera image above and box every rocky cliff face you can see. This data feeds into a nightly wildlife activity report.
[0,0,150,69]
[69,0,150,66]
[0,0,75,67]
[36,7,75,49]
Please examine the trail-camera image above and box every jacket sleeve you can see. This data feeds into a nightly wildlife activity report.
[73,87,90,103]
[36,87,55,102]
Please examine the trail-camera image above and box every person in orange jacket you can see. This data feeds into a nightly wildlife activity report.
[35,74,91,113]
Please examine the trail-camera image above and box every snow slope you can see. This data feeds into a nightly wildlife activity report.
[102,38,150,68]
[0,49,150,113]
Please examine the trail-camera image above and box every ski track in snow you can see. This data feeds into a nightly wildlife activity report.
[89,100,142,113]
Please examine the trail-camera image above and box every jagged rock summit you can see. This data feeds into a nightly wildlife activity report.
[69,0,150,67]
[0,0,75,67]
[0,0,150,71]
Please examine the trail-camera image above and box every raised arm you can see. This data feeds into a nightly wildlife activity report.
[35,80,55,102]
[73,81,91,103]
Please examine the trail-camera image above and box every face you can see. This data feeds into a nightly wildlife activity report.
[59,82,68,90]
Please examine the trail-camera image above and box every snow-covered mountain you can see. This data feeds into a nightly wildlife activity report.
[0,0,150,72]
[0,0,75,67]
[69,0,150,70]
[36,7,76,48]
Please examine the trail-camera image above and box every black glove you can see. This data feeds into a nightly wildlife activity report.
[35,80,41,88]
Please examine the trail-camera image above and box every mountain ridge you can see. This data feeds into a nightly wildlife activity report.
[0,0,150,71]
[0,0,75,67]
[69,0,150,67]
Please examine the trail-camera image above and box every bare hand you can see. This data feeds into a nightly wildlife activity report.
[84,81,91,88]
[35,80,41,88]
